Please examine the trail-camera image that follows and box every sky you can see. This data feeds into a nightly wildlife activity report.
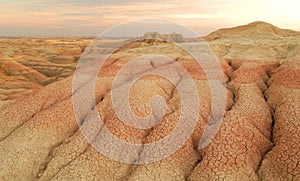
[0,0,299,36]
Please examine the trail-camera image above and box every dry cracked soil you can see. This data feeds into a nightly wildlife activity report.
[0,22,299,180]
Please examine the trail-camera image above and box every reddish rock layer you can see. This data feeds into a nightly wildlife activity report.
[189,63,276,180]
[0,22,300,180]
[258,60,300,180]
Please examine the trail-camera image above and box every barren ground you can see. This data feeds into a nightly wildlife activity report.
[0,22,299,180]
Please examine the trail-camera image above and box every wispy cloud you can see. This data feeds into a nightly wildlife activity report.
[0,0,299,36]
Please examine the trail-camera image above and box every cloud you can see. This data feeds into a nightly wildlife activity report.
[0,0,299,36]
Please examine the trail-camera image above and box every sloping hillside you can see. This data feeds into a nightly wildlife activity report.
[0,22,299,180]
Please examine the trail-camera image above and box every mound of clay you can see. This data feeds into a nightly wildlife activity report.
[0,22,299,181]
[0,37,91,100]
[205,21,300,41]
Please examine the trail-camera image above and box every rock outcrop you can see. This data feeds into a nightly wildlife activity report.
[142,32,185,43]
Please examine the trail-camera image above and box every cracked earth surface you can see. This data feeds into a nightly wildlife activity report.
[0,22,299,180]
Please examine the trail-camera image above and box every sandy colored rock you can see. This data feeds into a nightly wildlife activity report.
[0,22,300,181]
[189,63,275,180]
[258,61,300,181]
[142,32,185,43]
[0,37,91,101]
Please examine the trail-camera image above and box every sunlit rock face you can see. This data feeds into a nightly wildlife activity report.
[142,32,185,43]
[0,22,299,181]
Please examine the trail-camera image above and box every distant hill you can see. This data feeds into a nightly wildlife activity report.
[196,21,300,64]
[204,21,300,41]
[141,32,185,43]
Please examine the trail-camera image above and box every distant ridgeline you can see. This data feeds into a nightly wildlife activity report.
[141,32,185,43]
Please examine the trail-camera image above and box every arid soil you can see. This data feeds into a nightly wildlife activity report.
[0,22,299,180]
[0,37,91,101]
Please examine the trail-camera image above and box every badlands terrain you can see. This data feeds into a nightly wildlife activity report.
[0,22,299,180]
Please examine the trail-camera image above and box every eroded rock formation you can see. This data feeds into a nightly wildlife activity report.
[0,22,299,180]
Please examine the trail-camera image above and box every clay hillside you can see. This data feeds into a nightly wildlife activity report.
[0,22,299,180]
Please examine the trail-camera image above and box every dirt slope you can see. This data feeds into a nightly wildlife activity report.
[0,22,299,180]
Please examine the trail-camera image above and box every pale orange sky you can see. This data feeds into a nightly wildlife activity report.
[0,0,299,36]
